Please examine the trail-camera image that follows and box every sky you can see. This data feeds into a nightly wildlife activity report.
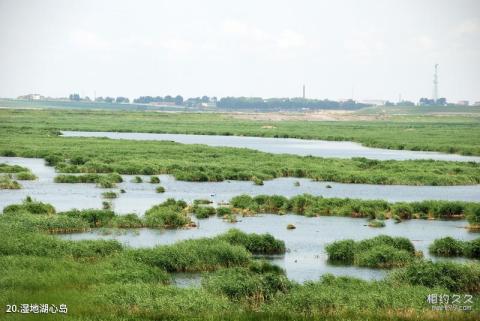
[0,0,479,103]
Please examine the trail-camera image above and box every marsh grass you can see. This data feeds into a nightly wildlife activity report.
[326,235,415,268]
[150,176,160,183]
[0,174,21,189]
[216,229,286,255]
[155,185,166,193]
[55,173,123,188]
[2,111,480,186]
[3,197,55,215]
[429,237,480,259]
[193,205,216,219]
[14,171,37,180]
[1,204,479,320]
[388,260,480,293]
[229,194,479,221]
[144,199,191,228]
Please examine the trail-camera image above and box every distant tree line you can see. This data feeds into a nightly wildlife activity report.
[216,97,370,110]
[69,94,130,104]
[419,97,447,106]
[133,95,183,105]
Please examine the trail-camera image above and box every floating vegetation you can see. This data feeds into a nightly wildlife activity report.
[150,176,160,184]
[193,199,213,205]
[155,186,166,193]
[132,176,143,183]
[102,191,118,199]
[368,219,385,228]
[102,201,112,210]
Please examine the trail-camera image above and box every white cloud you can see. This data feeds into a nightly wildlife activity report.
[276,30,306,48]
[454,19,480,36]
[69,29,110,50]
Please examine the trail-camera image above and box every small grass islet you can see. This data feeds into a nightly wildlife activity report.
[325,235,416,268]
[229,194,480,228]
[429,236,480,259]
[102,191,118,199]
[0,174,21,189]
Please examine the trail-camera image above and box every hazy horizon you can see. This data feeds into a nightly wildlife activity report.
[1,0,479,103]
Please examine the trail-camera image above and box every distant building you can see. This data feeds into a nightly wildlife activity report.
[358,99,386,106]
[18,93,44,100]
[457,100,469,106]
[200,102,216,108]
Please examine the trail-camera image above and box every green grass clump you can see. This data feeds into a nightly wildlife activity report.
[193,205,216,219]
[3,197,55,215]
[55,172,122,188]
[465,239,480,259]
[229,194,479,221]
[389,260,480,293]
[429,237,480,259]
[325,240,355,263]
[0,174,21,189]
[217,229,286,255]
[1,211,90,233]
[102,191,118,199]
[467,205,480,228]
[367,219,385,228]
[193,199,213,205]
[14,171,37,180]
[0,163,30,173]
[202,265,291,302]
[128,238,251,272]
[326,235,415,268]
[108,213,144,228]
[144,199,191,228]
[216,206,232,216]
[155,185,166,193]
[429,237,466,257]
[150,176,160,183]
[132,176,143,183]
[60,208,115,227]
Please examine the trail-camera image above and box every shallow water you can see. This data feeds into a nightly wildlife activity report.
[2,156,478,284]
[59,214,478,283]
[62,131,480,162]
[1,157,479,214]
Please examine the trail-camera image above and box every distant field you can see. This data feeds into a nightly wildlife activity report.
[1,107,479,156]
[0,98,201,112]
